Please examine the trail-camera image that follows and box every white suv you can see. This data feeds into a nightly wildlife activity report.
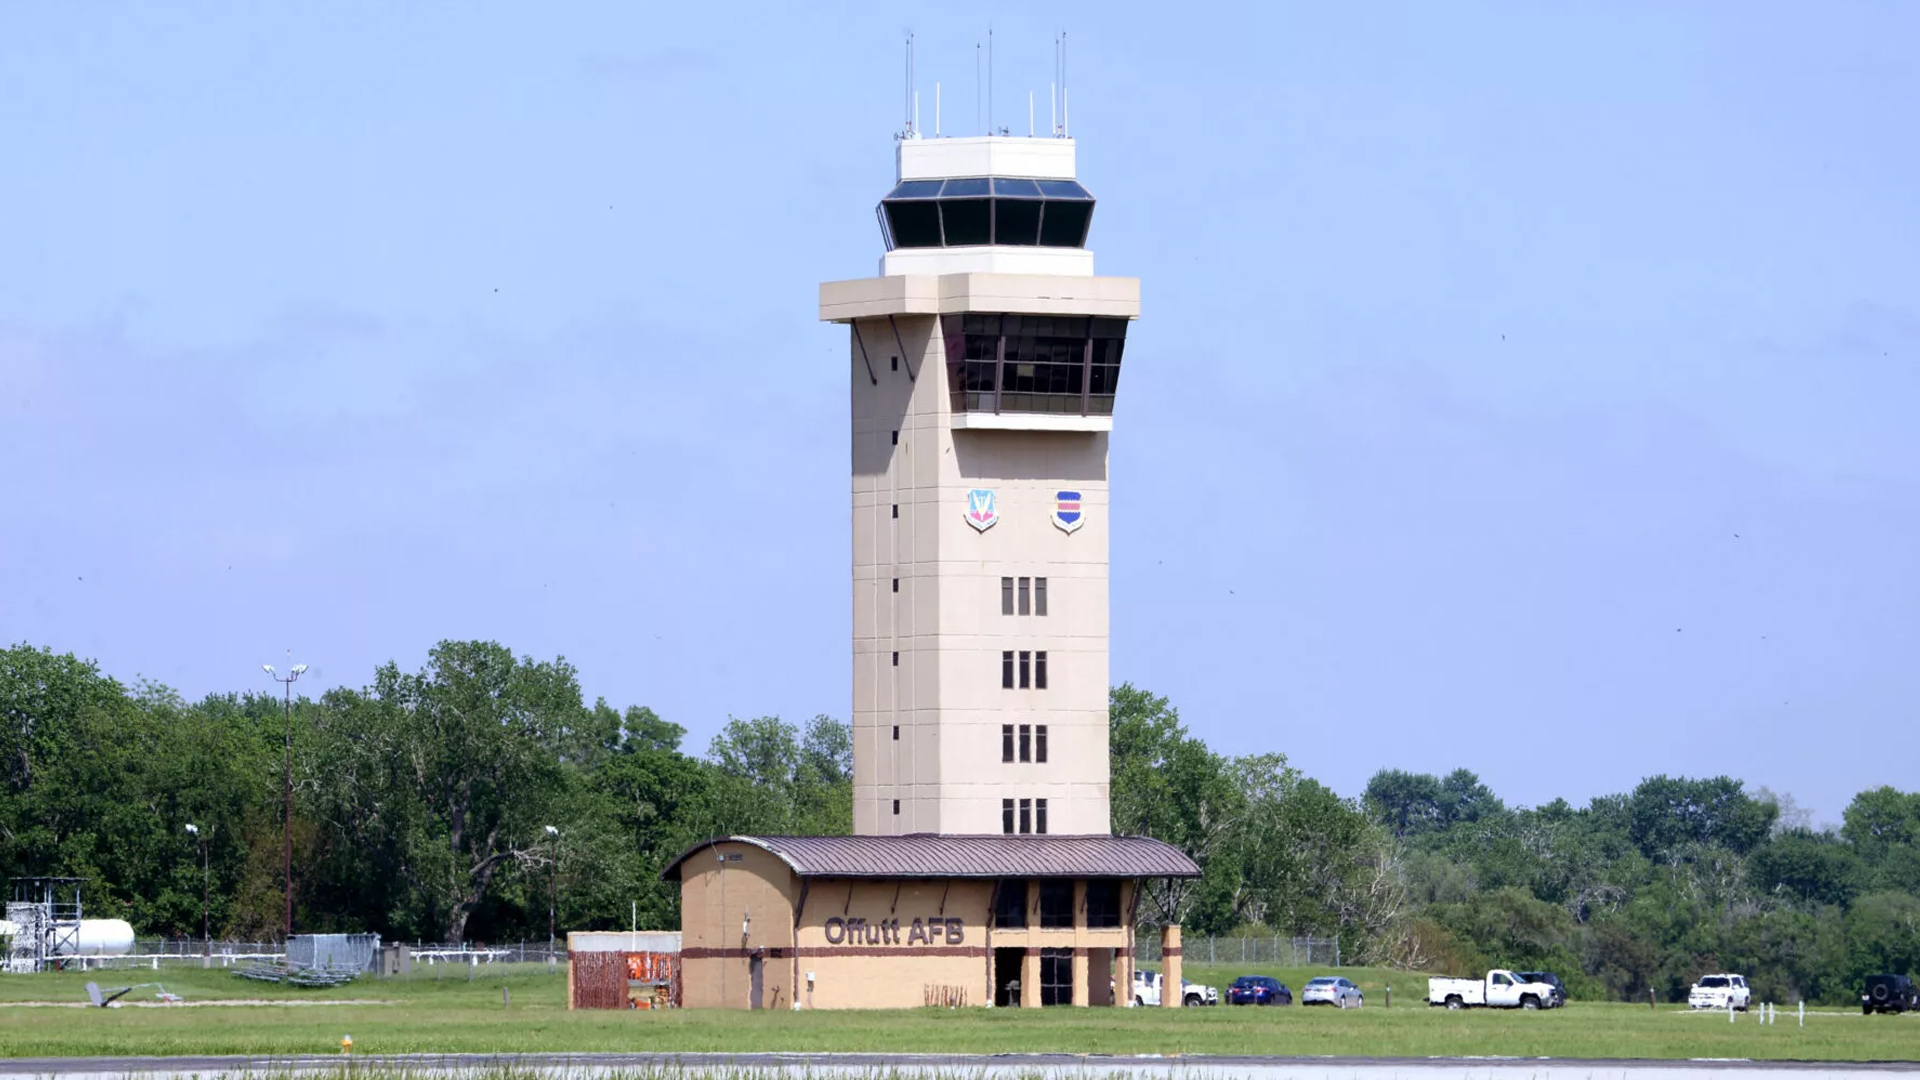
[1687,974,1751,1011]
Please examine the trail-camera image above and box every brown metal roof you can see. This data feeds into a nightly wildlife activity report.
[660,833,1200,881]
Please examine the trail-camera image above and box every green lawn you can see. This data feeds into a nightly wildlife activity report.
[1,964,1915,1061]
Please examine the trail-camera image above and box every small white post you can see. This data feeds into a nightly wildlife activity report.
[1729,997,1736,1023]
[1798,999,1804,1026]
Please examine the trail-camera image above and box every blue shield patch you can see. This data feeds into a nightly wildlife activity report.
[1051,490,1084,534]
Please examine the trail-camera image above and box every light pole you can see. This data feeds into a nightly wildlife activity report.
[544,825,560,957]
[263,658,308,940]
[185,823,209,955]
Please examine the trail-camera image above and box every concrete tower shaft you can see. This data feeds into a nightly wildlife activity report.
[822,136,1138,838]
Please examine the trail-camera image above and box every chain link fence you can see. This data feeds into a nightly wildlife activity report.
[35,938,571,973]
[1134,934,1341,968]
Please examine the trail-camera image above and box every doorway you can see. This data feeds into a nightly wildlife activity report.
[748,954,764,1010]
[993,947,1024,1007]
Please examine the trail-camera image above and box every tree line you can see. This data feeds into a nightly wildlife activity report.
[3,641,1916,1003]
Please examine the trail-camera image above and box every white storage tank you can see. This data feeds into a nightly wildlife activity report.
[52,919,135,957]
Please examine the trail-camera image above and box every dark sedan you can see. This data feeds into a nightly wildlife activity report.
[1228,975,1293,1005]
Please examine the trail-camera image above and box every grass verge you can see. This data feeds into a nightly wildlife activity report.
[0,965,1914,1061]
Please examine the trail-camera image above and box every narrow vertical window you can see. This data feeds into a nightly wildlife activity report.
[1035,651,1048,689]
[890,429,898,445]
[1035,725,1048,763]
[1001,724,1014,763]
[891,504,898,519]
[1001,651,1014,688]
[1018,651,1031,689]
[1019,798,1032,835]
[1001,577,1014,616]
[1035,577,1048,616]
[892,651,899,666]
[892,725,900,741]
[891,356,898,371]
[1035,798,1049,835]
[893,799,901,815]
[1019,724,1031,763]
[892,577,899,593]
[1002,798,1015,834]
[1018,576,1031,615]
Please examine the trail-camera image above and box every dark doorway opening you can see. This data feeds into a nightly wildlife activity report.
[994,947,1025,1007]
[748,954,764,1010]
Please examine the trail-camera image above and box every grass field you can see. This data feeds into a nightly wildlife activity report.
[0,963,1915,1061]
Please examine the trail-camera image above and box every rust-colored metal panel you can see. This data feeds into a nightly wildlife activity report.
[570,951,681,1010]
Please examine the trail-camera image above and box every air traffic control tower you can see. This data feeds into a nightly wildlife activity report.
[819,135,1140,839]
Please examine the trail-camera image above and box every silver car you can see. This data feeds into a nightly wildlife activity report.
[1302,975,1364,1008]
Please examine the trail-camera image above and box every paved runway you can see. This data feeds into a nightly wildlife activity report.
[1,1053,1915,1080]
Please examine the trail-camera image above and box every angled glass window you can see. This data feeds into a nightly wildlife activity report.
[884,201,943,248]
[941,199,991,245]
[994,198,1041,245]
[1038,200,1092,247]
[879,177,1096,251]
[887,180,944,199]
[1035,180,1092,199]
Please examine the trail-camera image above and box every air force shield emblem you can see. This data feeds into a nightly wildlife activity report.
[964,488,999,532]
[1051,490,1084,534]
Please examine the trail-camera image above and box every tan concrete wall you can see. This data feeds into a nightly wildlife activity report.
[794,877,993,1009]
[681,865,1141,1010]
[678,843,800,1011]
[848,304,1114,837]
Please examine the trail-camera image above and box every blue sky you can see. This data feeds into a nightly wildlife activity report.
[2,2,1914,825]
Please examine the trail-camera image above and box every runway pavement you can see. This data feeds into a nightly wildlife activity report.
[0,1053,1916,1080]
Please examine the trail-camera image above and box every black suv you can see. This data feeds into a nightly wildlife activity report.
[1862,974,1918,1015]
[1516,971,1568,1008]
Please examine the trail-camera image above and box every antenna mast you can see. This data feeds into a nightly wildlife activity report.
[1062,30,1070,138]
[904,32,917,138]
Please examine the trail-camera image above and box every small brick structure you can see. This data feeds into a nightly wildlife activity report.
[566,931,682,1009]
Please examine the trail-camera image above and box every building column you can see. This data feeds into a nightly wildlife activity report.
[1115,938,1135,1007]
[1021,947,1042,1009]
[1161,925,1183,1009]
[1071,880,1089,1007]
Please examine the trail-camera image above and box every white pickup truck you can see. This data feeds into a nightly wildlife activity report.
[1132,969,1219,1007]
[1429,969,1561,1010]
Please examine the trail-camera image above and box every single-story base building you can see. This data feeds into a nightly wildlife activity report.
[662,833,1199,1010]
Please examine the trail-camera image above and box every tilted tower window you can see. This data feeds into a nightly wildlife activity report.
[877,178,1095,251]
[942,313,1128,417]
